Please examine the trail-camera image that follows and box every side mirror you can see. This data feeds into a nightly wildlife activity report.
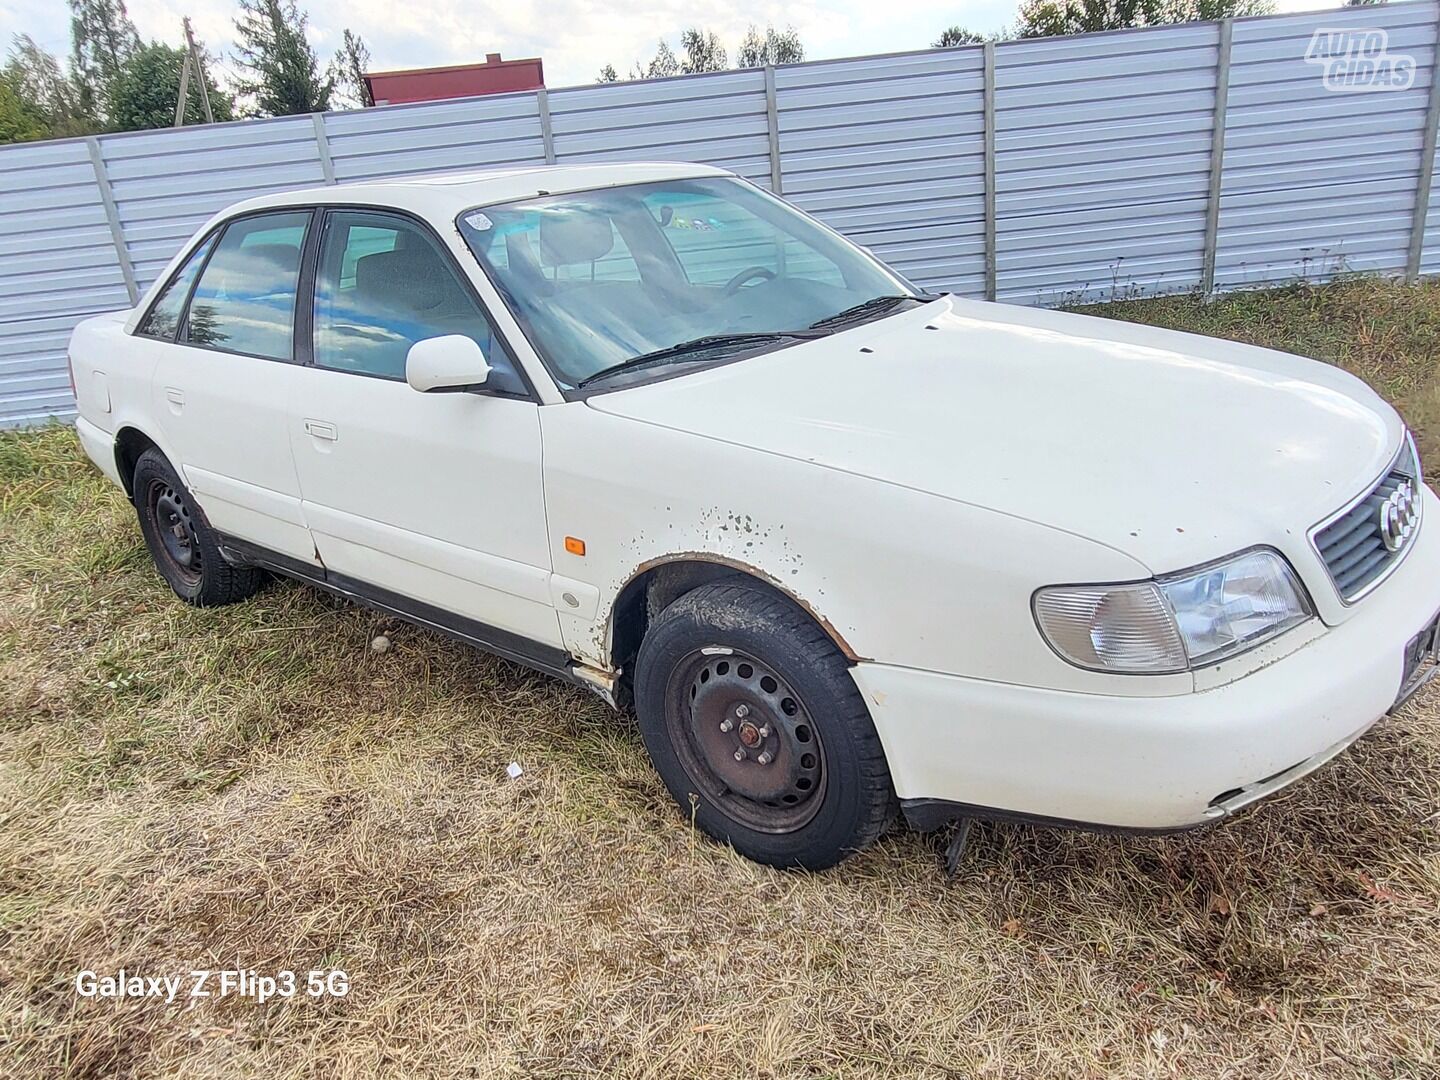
[405,335,492,393]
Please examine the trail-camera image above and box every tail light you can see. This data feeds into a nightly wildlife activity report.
[67,352,78,399]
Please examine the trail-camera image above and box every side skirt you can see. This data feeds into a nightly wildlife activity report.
[217,533,617,703]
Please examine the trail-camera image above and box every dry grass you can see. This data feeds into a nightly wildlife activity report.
[2,277,1440,1079]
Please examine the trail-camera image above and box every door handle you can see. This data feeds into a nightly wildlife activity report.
[304,419,338,441]
[165,386,185,407]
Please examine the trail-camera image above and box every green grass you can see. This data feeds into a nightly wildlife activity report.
[1,277,1439,1079]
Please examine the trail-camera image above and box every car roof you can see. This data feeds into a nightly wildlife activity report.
[224,161,734,218]
[124,161,740,338]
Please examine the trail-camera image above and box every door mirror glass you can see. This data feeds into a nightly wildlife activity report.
[406,335,492,393]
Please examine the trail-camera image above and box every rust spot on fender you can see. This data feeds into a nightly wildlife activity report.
[625,551,868,663]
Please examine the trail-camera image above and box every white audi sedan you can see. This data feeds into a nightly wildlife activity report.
[67,162,1439,869]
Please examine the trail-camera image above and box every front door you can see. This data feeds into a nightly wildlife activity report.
[287,208,561,650]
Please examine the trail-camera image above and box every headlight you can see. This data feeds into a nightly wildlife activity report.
[1034,549,1313,674]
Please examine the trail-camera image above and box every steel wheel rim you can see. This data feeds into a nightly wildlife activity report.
[663,647,827,833]
[148,478,201,585]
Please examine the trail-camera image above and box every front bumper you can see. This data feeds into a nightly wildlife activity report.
[852,489,1440,831]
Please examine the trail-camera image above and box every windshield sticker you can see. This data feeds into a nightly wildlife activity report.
[463,211,494,231]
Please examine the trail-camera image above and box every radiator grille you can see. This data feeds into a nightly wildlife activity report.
[1313,440,1421,602]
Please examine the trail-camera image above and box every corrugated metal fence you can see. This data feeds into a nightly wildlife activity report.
[3,2,1440,427]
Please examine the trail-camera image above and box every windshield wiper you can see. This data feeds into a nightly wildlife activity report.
[577,331,822,388]
[807,293,936,332]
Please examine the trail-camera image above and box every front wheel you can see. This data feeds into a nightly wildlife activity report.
[633,582,895,870]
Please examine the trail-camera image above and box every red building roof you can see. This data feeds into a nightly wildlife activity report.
[363,53,545,106]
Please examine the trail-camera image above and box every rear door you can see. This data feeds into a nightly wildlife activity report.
[286,208,562,650]
[150,209,320,565]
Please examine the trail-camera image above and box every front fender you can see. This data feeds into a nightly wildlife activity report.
[540,404,1178,697]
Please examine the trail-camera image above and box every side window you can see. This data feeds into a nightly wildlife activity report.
[136,235,216,340]
[182,211,310,360]
[641,190,846,289]
[313,211,525,394]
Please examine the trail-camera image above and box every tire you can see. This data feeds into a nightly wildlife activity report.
[132,448,265,607]
[633,581,895,870]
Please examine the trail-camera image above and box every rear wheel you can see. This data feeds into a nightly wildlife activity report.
[634,582,895,870]
[133,449,265,607]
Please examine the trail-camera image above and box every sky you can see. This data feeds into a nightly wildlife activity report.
[2,0,1344,91]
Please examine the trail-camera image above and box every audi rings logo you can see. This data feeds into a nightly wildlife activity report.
[1380,480,1421,553]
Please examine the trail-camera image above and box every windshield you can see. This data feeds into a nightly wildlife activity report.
[457,177,917,390]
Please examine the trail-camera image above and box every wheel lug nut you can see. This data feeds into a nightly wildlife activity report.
[758,724,772,738]
[735,704,750,718]
[733,749,746,762]
[719,718,733,732]
[757,751,773,765]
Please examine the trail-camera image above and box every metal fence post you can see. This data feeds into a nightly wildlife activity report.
[1201,18,1234,297]
[983,42,997,302]
[765,65,783,194]
[537,89,557,165]
[311,113,336,184]
[1405,3,1440,282]
[85,136,139,305]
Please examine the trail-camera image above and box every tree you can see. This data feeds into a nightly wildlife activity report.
[1015,0,1272,37]
[736,25,805,67]
[233,0,333,116]
[3,35,94,140]
[766,26,805,64]
[737,27,765,67]
[680,28,727,74]
[598,24,806,82]
[108,41,234,130]
[68,0,139,118]
[186,302,227,347]
[1182,0,1274,18]
[329,28,373,108]
[934,27,987,47]
[1018,0,1137,35]
[0,68,48,143]
[645,40,680,79]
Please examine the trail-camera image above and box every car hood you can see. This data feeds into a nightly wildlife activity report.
[584,295,1402,573]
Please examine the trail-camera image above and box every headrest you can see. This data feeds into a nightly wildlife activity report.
[537,210,614,266]
[354,247,448,311]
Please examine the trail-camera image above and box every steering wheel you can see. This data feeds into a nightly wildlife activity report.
[722,266,777,296]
